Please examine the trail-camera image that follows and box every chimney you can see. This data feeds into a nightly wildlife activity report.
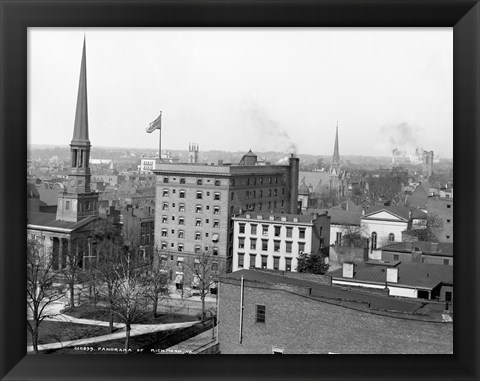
[408,210,412,219]
[386,267,399,283]
[342,262,354,279]
[288,155,300,214]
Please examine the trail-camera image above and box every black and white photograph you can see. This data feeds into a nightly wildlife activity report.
[27,27,453,355]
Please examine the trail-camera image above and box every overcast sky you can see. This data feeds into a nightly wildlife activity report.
[28,28,453,158]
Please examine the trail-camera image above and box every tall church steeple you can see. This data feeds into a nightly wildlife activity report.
[331,122,340,175]
[56,38,98,222]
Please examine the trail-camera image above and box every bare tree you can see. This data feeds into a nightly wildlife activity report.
[184,249,220,320]
[341,225,369,248]
[90,219,124,332]
[109,248,149,353]
[61,237,83,309]
[27,237,64,354]
[142,247,171,318]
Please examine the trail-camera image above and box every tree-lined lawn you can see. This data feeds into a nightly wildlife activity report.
[27,320,111,346]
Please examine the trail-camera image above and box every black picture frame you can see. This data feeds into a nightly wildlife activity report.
[1,1,478,380]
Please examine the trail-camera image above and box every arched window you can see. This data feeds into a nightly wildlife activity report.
[388,233,395,242]
[371,232,377,250]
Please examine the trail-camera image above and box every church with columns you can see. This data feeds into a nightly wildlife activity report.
[27,39,101,270]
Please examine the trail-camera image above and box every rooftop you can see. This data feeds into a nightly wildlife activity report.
[234,212,327,224]
[381,241,453,256]
[329,261,453,290]
[363,205,427,220]
[27,212,98,231]
[223,269,427,314]
[308,208,362,226]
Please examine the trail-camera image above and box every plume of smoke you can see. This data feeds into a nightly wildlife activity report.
[381,122,419,152]
[242,101,298,154]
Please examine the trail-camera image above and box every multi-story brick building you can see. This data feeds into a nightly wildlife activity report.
[218,269,453,354]
[427,195,453,242]
[231,212,330,272]
[152,151,299,273]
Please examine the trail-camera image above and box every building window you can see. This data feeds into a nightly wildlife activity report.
[65,200,71,210]
[162,216,168,223]
[238,254,244,268]
[298,242,305,252]
[251,224,257,235]
[261,255,268,268]
[213,207,220,215]
[443,259,449,265]
[285,258,292,271]
[274,226,281,237]
[215,180,221,186]
[213,247,219,256]
[282,188,285,196]
[336,232,342,246]
[286,227,292,238]
[256,305,266,323]
[299,228,306,239]
[180,178,186,184]
[178,230,184,239]
[177,245,184,253]
[274,240,280,252]
[250,240,257,250]
[258,203,262,211]
[196,205,202,213]
[163,189,169,197]
[281,200,284,208]
[447,204,451,208]
[273,189,277,196]
[161,242,167,250]
[393,254,399,261]
[445,291,452,302]
[179,217,185,225]
[214,192,220,201]
[388,233,395,242]
[179,190,186,198]
[195,232,202,240]
[262,225,269,236]
[230,192,234,201]
[286,241,292,253]
[197,179,203,185]
[163,177,169,183]
[447,219,451,223]
[238,238,245,249]
[230,179,235,186]
[213,220,219,228]
[239,223,245,234]
[273,256,280,270]
[161,229,168,237]
[250,254,256,268]
[196,219,202,227]
[211,262,219,272]
[162,203,168,210]
[196,191,203,199]
[371,232,377,250]
[171,216,175,221]
[86,201,91,210]
[261,239,268,251]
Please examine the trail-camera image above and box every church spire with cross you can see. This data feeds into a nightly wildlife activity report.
[56,37,99,222]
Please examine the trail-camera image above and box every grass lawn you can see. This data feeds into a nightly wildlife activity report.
[27,320,111,345]
[63,303,198,325]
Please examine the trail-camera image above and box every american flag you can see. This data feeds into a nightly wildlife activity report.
[146,111,162,133]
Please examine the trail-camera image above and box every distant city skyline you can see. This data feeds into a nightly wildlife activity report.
[28,28,453,158]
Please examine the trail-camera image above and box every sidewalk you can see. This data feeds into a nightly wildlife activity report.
[26,320,198,353]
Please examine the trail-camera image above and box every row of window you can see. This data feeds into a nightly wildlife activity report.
[161,256,220,271]
[161,228,219,241]
[245,188,285,199]
[238,254,293,271]
[159,242,220,255]
[162,189,222,200]
[238,238,305,253]
[64,199,94,212]
[163,177,222,186]
[161,215,220,228]
[232,176,282,187]
[238,224,306,239]
[162,203,221,214]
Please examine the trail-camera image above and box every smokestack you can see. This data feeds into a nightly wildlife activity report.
[288,155,300,214]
